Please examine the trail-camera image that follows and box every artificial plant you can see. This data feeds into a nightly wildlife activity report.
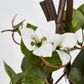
[2,0,84,84]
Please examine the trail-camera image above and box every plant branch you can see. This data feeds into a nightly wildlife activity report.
[66,0,73,24]
[40,1,50,21]
[58,0,62,15]
[57,0,66,23]
[45,79,50,84]
[1,29,13,33]
[46,73,53,84]
[44,0,57,21]
[40,0,57,21]
[65,62,73,84]
[39,57,69,69]
[56,0,66,34]
[12,14,25,29]
[12,32,20,45]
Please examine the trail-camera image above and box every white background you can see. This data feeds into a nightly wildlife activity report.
[0,0,84,84]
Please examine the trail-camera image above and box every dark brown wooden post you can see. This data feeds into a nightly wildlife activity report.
[40,1,50,21]
[66,0,73,24]
[44,0,57,21]
[40,0,57,21]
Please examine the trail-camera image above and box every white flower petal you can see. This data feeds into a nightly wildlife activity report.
[21,28,36,51]
[75,28,83,43]
[55,34,62,45]
[35,21,56,40]
[53,34,62,50]
[46,34,56,43]
[56,50,71,65]
[33,43,53,57]
[61,33,77,48]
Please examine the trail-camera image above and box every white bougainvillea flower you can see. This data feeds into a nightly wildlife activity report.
[53,33,77,65]
[54,33,77,50]
[21,21,56,57]
[75,28,84,47]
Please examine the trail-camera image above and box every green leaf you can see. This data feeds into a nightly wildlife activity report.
[21,55,45,84]
[20,40,31,56]
[4,62,16,80]
[78,4,84,16]
[12,72,25,84]
[63,9,84,32]
[72,9,84,32]
[45,51,62,73]
[26,23,37,30]
[45,52,62,65]
[69,68,82,84]
[25,67,45,84]
[83,72,84,83]
[63,12,74,32]
[72,49,84,72]
[21,55,41,71]
[69,49,84,84]
[63,21,73,32]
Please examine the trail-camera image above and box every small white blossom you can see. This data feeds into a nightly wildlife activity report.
[54,33,77,50]
[21,21,56,57]
[54,33,77,65]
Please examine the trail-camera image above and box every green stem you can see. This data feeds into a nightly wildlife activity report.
[1,29,13,33]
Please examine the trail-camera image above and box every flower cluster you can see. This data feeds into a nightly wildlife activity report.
[21,21,83,65]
